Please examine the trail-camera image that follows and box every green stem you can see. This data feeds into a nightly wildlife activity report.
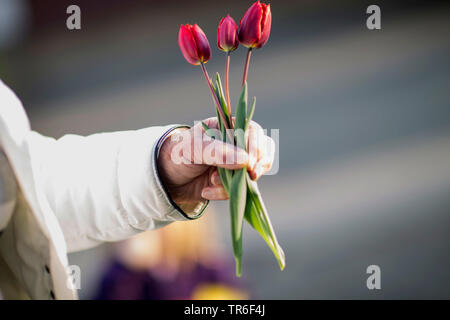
[242,48,253,87]
[225,52,232,123]
[200,62,230,131]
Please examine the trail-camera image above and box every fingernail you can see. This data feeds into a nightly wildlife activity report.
[212,173,222,186]
[201,189,212,199]
[248,154,257,170]
[254,163,263,179]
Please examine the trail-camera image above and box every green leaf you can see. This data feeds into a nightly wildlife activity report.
[215,73,231,125]
[202,122,231,193]
[201,121,212,136]
[245,96,256,131]
[218,167,231,194]
[215,108,225,136]
[229,168,247,276]
[234,82,248,150]
[246,174,286,270]
[201,121,221,140]
[235,82,247,131]
[244,193,271,245]
[210,82,225,135]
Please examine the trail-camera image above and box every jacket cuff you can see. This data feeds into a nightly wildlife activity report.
[153,125,208,220]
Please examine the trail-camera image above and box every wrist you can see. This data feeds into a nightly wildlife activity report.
[156,127,208,217]
[157,128,187,197]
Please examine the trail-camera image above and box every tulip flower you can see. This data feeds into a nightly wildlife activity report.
[217,15,239,52]
[217,15,239,120]
[238,1,272,86]
[178,23,230,131]
[238,1,272,49]
[178,24,211,65]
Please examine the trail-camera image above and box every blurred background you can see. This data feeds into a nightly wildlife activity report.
[1,0,449,299]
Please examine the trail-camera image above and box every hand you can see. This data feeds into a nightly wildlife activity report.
[157,118,275,207]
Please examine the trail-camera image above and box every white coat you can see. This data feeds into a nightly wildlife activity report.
[0,80,204,299]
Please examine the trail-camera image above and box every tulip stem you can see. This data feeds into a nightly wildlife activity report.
[200,62,232,137]
[242,48,252,87]
[225,52,232,123]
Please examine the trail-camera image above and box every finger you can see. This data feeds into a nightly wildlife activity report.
[250,162,262,181]
[210,169,223,186]
[250,135,275,180]
[202,139,248,170]
[201,186,229,200]
[201,117,221,130]
[250,161,271,181]
[247,121,265,171]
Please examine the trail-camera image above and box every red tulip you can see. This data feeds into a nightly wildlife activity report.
[178,24,211,65]
[238,1,272,49]
[217,15,239,52]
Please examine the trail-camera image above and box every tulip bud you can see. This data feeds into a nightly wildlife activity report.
[178,24,211,65]
[217,15,239,52]
[238,1,272,49]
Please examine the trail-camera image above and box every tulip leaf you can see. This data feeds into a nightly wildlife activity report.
[201,121,213,136]
[245,96,256,131]
[215,73,231,126]
[229,167,247,276]
[201,121,222,141]
[235,82,248,150]
[245,187,278,260]
[210,84,226,136]
[235,82,247,131]
[244,193,271,246]
[205,78,285,275]
[210,95,232,192]
[218,167,231,194]
[246,174,286,270]
[211,74,230,131]
[201,121,231,194]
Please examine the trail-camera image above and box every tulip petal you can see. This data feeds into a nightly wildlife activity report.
[191,24,211,63]
[256,3,271,48]
[238,1,263,48]
[218,15,239,52]
[217,17,226,50]
[178,24,201,65]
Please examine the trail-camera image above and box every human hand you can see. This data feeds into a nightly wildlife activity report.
[157,117,275,207]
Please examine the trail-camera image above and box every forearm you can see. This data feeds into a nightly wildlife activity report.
[32,125,205,252]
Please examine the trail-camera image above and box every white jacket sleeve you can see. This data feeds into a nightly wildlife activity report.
[29,126,206,252]
[0,150,17,232]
